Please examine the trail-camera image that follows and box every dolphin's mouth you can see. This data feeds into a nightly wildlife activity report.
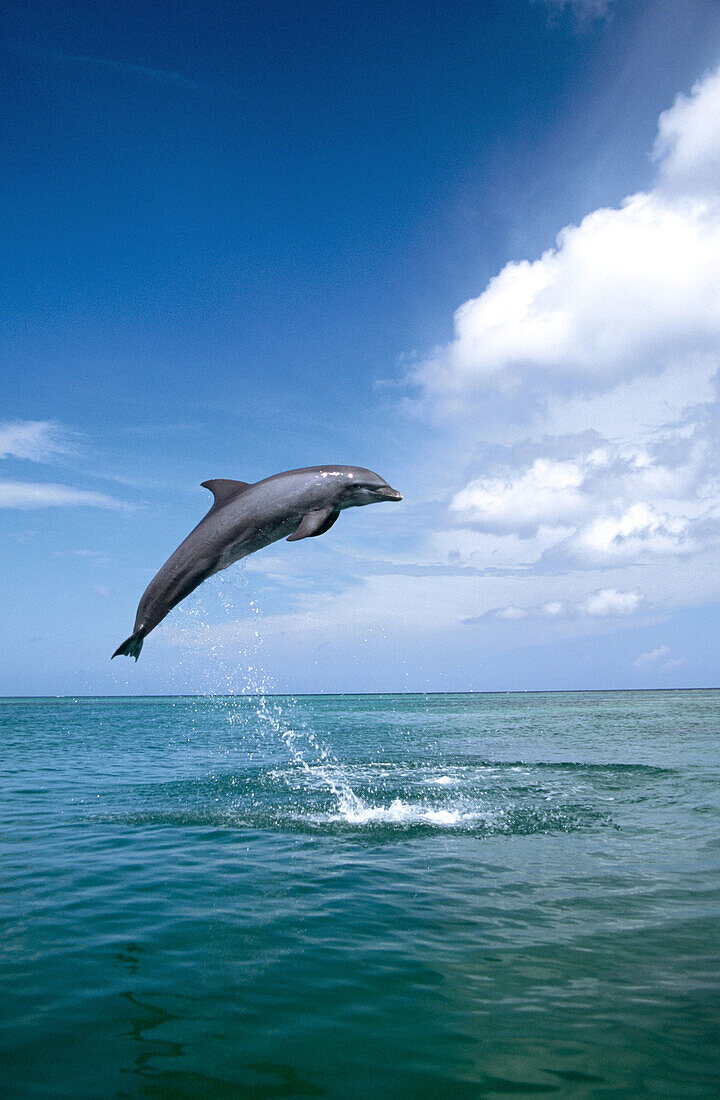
[375,486,403,501]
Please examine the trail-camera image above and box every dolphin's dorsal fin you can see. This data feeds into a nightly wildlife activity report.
[201,479,252,509]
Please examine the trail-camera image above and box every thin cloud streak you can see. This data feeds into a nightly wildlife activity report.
[0,480,128,510]
[9,42,221,94]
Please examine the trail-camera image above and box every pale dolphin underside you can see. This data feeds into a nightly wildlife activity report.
[112,464,402,661]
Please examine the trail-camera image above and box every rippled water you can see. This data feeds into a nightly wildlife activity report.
[2,691,719,1097]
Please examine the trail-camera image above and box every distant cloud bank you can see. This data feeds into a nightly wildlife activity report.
[485,587,643,623]
[395,61,720,639]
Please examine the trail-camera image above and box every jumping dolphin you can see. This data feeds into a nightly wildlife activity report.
[112,465,402,660]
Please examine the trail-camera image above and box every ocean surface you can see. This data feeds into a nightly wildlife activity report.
[1,690,719,1098]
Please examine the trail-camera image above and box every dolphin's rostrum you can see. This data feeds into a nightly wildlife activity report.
[112,465,402,661]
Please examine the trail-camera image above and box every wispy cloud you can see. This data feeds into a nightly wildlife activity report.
[634,644,671,667]
[9,42,220,94]
[0,480,127,510]
[0,420,128,509]
[0,420,70,462]
[52,549,111,561]
[537,0,614,23]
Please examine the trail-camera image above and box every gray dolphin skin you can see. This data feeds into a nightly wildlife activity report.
[112,465,402,661]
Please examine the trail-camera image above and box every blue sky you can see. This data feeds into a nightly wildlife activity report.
[3,0,720,694]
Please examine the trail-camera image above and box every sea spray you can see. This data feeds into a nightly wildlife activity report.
[166,566,367,818]
[159,573,567,830]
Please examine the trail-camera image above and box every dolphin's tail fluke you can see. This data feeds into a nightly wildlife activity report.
[112,631,144,661]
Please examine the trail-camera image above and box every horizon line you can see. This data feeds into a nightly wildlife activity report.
[1,686,718,700]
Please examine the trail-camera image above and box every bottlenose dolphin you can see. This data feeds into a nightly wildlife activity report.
[113,465,402,660]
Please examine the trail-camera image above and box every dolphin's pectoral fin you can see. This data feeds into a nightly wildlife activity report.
[201,479,252,510]
[286,507,340,542]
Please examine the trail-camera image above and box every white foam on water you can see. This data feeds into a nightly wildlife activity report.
[323,793,499,829]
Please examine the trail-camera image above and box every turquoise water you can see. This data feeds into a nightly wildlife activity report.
[1,691,719,1098]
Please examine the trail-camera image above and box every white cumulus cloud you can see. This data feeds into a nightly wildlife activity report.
[411,63,720,417]
[413,192,720,411]
[491,587,642,621]
[450,458,586,529]
[578,588,642,617]
[571,503,694,562]
[448,437,719,569]
[655,64,720,194]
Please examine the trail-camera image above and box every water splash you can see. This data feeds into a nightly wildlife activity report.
[156,576,613,834]
[166,568,366,817]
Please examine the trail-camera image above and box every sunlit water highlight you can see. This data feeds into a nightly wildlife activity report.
[2,686,720,1097]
